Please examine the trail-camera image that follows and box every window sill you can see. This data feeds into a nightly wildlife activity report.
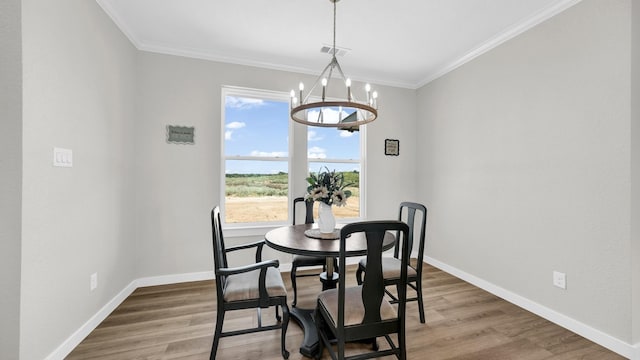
[223,223,287,238]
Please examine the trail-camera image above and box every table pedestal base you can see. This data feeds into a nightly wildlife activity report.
[319,271,339,290]
[290,306,318,358]
[291,272,338,357]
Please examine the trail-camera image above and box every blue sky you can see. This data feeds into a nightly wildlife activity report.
[224,96,360,174]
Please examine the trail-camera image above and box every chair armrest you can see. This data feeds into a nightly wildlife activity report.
[217,259,281,307]
[225,239,265,262]
[217,259,279,277]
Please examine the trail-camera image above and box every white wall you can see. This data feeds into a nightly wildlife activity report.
[20,1,138,359]
[417,0,633,346]
[0,0,22,358]
[632,0,640,348]
[133,51,418,276]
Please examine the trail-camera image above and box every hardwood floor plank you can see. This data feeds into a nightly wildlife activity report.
[65,263,626,360]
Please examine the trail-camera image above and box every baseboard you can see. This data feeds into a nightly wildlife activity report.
[49,256,634,360]
[135,270,214,288]
[44,280,137,360]
[424,256,635,359]
[46,270,215,360]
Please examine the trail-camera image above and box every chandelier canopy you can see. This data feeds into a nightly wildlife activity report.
[290,0,378,131]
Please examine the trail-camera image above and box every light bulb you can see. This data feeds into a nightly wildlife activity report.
[322,78,328,86]
[299,82,304,91]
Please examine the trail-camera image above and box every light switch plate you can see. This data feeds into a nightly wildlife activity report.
[53,147,73,167]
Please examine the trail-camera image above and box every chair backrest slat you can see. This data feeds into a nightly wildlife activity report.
[211,207,228,288]
[292,197,314,225]
[339,221,410,328]
[395,202,427,268]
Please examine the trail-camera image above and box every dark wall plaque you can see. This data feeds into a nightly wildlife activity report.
[385,139,399,156]
[167,125,195,144]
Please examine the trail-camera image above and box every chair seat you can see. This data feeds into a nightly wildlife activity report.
[359,257,417,280]
[224,267,287,302]
[317,286,397,327]
[292,254,326,266]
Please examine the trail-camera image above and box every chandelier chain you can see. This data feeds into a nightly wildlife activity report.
[333,0,337,57]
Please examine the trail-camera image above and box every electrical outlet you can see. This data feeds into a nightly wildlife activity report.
[553,271,566,289]
[90,273,98,291]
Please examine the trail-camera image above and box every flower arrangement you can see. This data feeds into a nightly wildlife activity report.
[305,167,353,207]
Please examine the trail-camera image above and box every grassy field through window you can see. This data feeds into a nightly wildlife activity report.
[225,172,360,223]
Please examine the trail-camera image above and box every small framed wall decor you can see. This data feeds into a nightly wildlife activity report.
[167,125,195,144]
[385,139,399,156]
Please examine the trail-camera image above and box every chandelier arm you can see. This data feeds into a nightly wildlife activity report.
[331,59,363,103]
[303,60,335,104]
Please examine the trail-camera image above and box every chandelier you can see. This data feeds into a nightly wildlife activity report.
[290,0,378,131]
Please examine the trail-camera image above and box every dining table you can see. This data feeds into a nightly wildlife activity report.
[264,223,396,358]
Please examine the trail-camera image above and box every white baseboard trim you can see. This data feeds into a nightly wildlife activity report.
[46,270,214,360]
[135,270,214,288]
[424,256,635,359]
[44,280,137,360]
[46,256,374,360]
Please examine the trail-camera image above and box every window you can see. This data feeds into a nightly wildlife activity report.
[307,127,361,220]
[222,87,363,227]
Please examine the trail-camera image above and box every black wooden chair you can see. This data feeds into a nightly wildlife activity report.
[210,206,290,359]
[290,197,337,307]
[356,202,428,323]
[315,220,410,360]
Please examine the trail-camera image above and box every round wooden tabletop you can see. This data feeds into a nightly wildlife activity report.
[264,224,396,257]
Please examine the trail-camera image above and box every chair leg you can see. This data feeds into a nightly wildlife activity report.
[356,264,364,285]
[290,265,299,307]
[416,277,425,324]
[280,303,290,359]
[314,309,325,360]
[210,309,225,360]
[399,320,407,360]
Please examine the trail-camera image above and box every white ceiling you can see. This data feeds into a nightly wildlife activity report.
[96,0,581,89]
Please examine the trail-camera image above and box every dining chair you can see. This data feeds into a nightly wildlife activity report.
[210,206,290,359]
[290,197,337,307]
[356,202,428,323]
[315,220,410,360]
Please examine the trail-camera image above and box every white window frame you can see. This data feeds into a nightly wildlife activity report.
[221,86,366,237]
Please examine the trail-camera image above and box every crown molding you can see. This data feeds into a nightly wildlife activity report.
[95,0,143,49]
[97,0,583,90]
[415,0,584,88]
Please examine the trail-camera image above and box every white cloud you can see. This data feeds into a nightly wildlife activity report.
[226,121,246,129]
[250,150,288,157]
[225,96,264,109]
[225,122,246,141]
[339,130,354,138]
[308,130,323,142]
[308,146,327,159]
[306,108,352,125]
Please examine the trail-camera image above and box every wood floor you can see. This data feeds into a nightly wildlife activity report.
[66,263,626,360]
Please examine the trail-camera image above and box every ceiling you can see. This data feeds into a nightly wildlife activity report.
[96,0,581,89]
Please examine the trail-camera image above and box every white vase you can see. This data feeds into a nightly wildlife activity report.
[317,202,336,233]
